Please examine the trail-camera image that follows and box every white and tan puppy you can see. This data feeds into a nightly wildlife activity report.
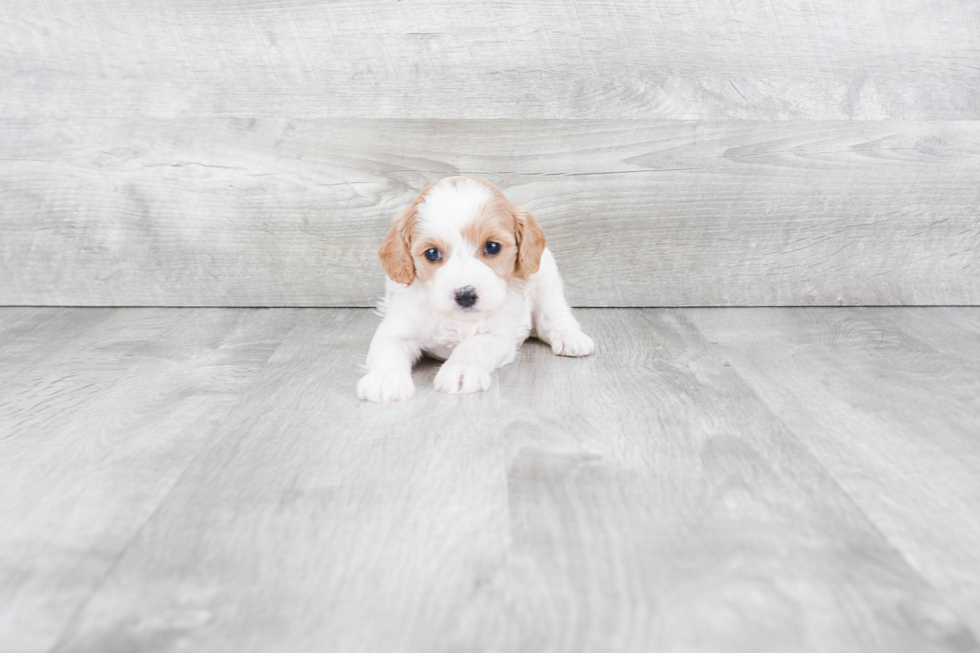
[357,176,593,403]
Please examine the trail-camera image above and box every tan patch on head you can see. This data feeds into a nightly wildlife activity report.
[410,236,451,282]
[467,178,547,279]
[463,195,520,280]
[459,177,547,280]
[377,180,442,284]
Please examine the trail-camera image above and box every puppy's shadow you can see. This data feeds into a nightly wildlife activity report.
[413,355,444,385]
[412,339,553,387]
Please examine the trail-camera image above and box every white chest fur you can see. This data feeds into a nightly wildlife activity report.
[384,280,533,362]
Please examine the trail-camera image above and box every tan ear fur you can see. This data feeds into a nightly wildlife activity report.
[378,205,417,284]
[515,206,547,279]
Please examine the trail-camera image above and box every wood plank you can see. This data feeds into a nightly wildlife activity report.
[0,308,58,348]
[0,308,298,653]
[44,308,976,652]
[876,306,980,364]
[0,308,119,388]
[689,307,980,637]
[2,0,978,120]
[2,119,978,307]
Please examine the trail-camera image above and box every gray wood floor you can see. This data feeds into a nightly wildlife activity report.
[1,307,979,653]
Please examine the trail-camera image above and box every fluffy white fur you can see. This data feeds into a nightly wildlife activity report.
[357,176,594,403]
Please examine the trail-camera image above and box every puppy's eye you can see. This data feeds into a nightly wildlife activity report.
[424,248,442,262]
[484,241,501,256]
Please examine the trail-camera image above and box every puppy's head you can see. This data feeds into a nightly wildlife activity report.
[379,177,546,319]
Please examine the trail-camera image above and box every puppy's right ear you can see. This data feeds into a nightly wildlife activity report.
[378,205,417,284]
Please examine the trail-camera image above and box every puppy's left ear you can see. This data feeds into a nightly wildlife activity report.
[515,206,547,279]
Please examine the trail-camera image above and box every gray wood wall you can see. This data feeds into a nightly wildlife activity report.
[2,0,978,307]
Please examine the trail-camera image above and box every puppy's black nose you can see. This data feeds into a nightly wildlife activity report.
[454,286,478,309]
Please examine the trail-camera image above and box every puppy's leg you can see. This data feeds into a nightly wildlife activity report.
[531,249,594,357]
[434,334,515,394]
[357,320,422,403]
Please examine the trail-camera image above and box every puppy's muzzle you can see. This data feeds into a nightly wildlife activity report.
[454,286,478,309]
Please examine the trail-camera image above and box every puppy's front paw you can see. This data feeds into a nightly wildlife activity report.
[551,330,595,357]
[357,370,415,403]
[434,363,492,394]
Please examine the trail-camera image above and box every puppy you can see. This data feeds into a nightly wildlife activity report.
[357,176,593,403]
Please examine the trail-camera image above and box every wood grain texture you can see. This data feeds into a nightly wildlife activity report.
[0,308,299,653]
[2,0,979,120]
[4,0,979,307]
[689,307,980,638]
[2,119,978,307]
[3,307,978,652]
[0,308,120,389]
[882,306,980,364]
